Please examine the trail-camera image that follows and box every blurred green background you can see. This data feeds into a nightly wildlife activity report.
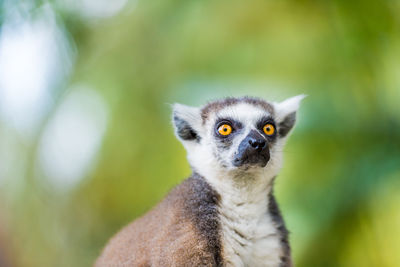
[1,0,400,266]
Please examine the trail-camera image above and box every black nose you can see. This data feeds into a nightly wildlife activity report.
[233,130,270,167]
[248,138,266,151]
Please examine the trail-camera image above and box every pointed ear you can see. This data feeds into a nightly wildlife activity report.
[274,94,306,137]
[172,103,202,143]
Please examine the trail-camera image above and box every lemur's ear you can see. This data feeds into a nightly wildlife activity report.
[172,103,202,143]
[274,94,306,137]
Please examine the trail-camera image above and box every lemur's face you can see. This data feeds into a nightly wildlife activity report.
[173,96,304,176]
[204,102,277,169]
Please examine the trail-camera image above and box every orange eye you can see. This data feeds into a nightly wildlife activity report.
[263,124,275,136]
[218,124,232,136]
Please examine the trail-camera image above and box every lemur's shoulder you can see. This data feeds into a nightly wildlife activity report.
[95,174,222,267]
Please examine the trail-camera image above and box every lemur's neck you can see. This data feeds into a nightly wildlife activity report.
[198,169,276,217]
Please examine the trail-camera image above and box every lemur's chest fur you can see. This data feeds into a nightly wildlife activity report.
[208,176,291,267]
[219,199,282,266]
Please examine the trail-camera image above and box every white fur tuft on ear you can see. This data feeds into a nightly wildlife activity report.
[173,104,200,123]
[274,94,306,122]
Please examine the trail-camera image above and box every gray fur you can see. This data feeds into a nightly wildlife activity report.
[278,112,296,138]
[173,115,200,141]
[268,179,292,267]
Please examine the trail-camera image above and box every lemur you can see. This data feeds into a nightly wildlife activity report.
[96,95,305,267]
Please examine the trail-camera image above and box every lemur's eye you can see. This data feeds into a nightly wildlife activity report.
[218,124,232,136]
[263,124,275,136]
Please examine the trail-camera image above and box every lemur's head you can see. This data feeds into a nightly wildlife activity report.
[173,96,305,180]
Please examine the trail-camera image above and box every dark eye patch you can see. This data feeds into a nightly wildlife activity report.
[256,116,277,140]
[214,118,243,137]
[213,118,243,149]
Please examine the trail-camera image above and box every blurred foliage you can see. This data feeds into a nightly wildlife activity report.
[1,0,400,266]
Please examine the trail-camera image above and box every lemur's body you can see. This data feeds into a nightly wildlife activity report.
[96,96,305,267]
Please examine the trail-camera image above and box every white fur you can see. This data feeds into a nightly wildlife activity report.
[217,183,283,267]
[173,97,303,266]
[273,94,306,123]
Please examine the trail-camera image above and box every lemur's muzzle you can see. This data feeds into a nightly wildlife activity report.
[233,130,270,167]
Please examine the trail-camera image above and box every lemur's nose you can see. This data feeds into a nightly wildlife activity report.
[248,138,266,151]
[233,130,270,167]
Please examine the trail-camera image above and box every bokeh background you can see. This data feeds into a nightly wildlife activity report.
[1,0,400,266]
